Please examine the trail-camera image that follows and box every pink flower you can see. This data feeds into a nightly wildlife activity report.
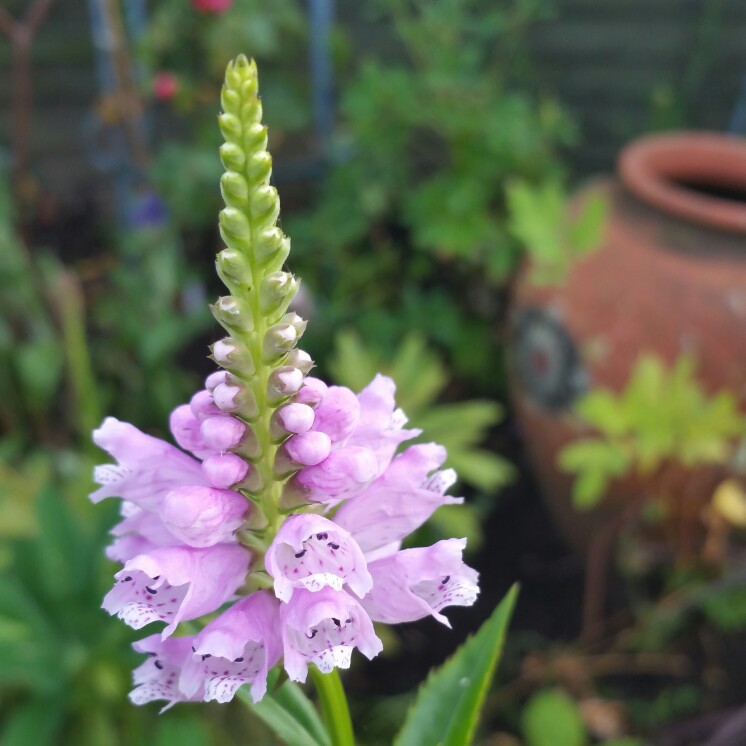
[102,544,250,638]
[159,485,249,547]
[91,417,205,510]
[192,0,232,13]
[265,514,372,602]
[280,587,382,683]
[153,72,179,101]
[180,591,282,703]
[130,634,201,711]
[359,539,479,627]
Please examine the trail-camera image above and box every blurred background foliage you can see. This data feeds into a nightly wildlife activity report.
[1,0,745,744]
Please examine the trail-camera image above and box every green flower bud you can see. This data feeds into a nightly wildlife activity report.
[259,271,299,314]
[221,172,249,207]
[285,348,314,375]
[247,151,272,184]
[219,142,246,172]
[219,208,252,252]
[220,86,241,116]
[211,338,255,376]
[243,123,268,155]
[218,112,242,143]
[211,296,254,333]
[216,248,252,289]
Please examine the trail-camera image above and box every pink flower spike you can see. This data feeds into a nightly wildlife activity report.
[360,539,479,627]
[334,443,462,555]
[200,415,246,451]
[281,587,382,683]
[265,514,372,602]
[160,485,248,547]
[180,591,282,703]
[130,634,201,711]
[102,544,250,638]
[202,452,249,488]
[91,417,205,509]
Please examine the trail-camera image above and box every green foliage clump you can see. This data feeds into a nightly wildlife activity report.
[559,355,746,509]
[506,179,607,285]
[292,0,574,392]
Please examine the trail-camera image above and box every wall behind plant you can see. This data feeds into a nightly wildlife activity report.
[1,0,744,199]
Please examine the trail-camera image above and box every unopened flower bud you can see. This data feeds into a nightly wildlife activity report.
[212,295,253,333]
[254,227,289,265]
[205,370,228,392]
[270,403,315,439]
[191,389,221,420]
[246,150,271,182]
[296,376,328,407]
[218,112,242,143]
[282,431,331,468]
[211,338,255,376]
[259,271,299,314]
[219,142,245,172]
[220,171,249,205]
[202,452,249,488]
[219,208,252,252]
[160,485,248,548]
[243,122,267,156]
[200,415,246,451]
[267,366,304,402]
[262,323,298,362]
[216,248,252,289]
[286,349,314,375]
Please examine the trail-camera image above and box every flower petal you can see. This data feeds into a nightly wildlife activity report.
[360,539,479,626]
[265,514,372,602]
[281,587,382,683]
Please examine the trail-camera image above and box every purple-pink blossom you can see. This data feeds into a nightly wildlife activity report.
[92,369,478,708]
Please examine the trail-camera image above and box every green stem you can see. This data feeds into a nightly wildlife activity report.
[309,666,355,746]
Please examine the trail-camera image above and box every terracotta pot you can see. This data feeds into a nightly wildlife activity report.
[509,132,746,551]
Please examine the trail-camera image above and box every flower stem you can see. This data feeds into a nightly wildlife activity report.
[309,666,355,746]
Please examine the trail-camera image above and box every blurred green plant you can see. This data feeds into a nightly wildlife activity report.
[506,179,607,285]
[291,0,574,392]
[329,330,513,550]
[558,355,746,509]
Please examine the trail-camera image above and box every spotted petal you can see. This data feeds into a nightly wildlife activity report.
[179,591,282,703]
[281,587,382,683]
[102,544,250,638]
[360,539,479,627]
[265,514,372,602]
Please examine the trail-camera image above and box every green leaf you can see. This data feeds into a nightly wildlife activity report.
[394,585,518,746]
[569,192,607,254]
[522,689,587,746]
[238,669,331,746]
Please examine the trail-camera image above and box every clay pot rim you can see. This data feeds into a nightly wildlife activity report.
[618,131,746,234]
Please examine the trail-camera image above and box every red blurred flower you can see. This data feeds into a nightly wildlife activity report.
[153,72,179,101]
[192,0,233,12]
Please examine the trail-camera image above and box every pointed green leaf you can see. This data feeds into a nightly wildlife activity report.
[394,585,518,746]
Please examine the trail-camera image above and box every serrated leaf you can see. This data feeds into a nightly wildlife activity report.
[522,689,586,746]
[394,585,518,746]
[237,669,331,746]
